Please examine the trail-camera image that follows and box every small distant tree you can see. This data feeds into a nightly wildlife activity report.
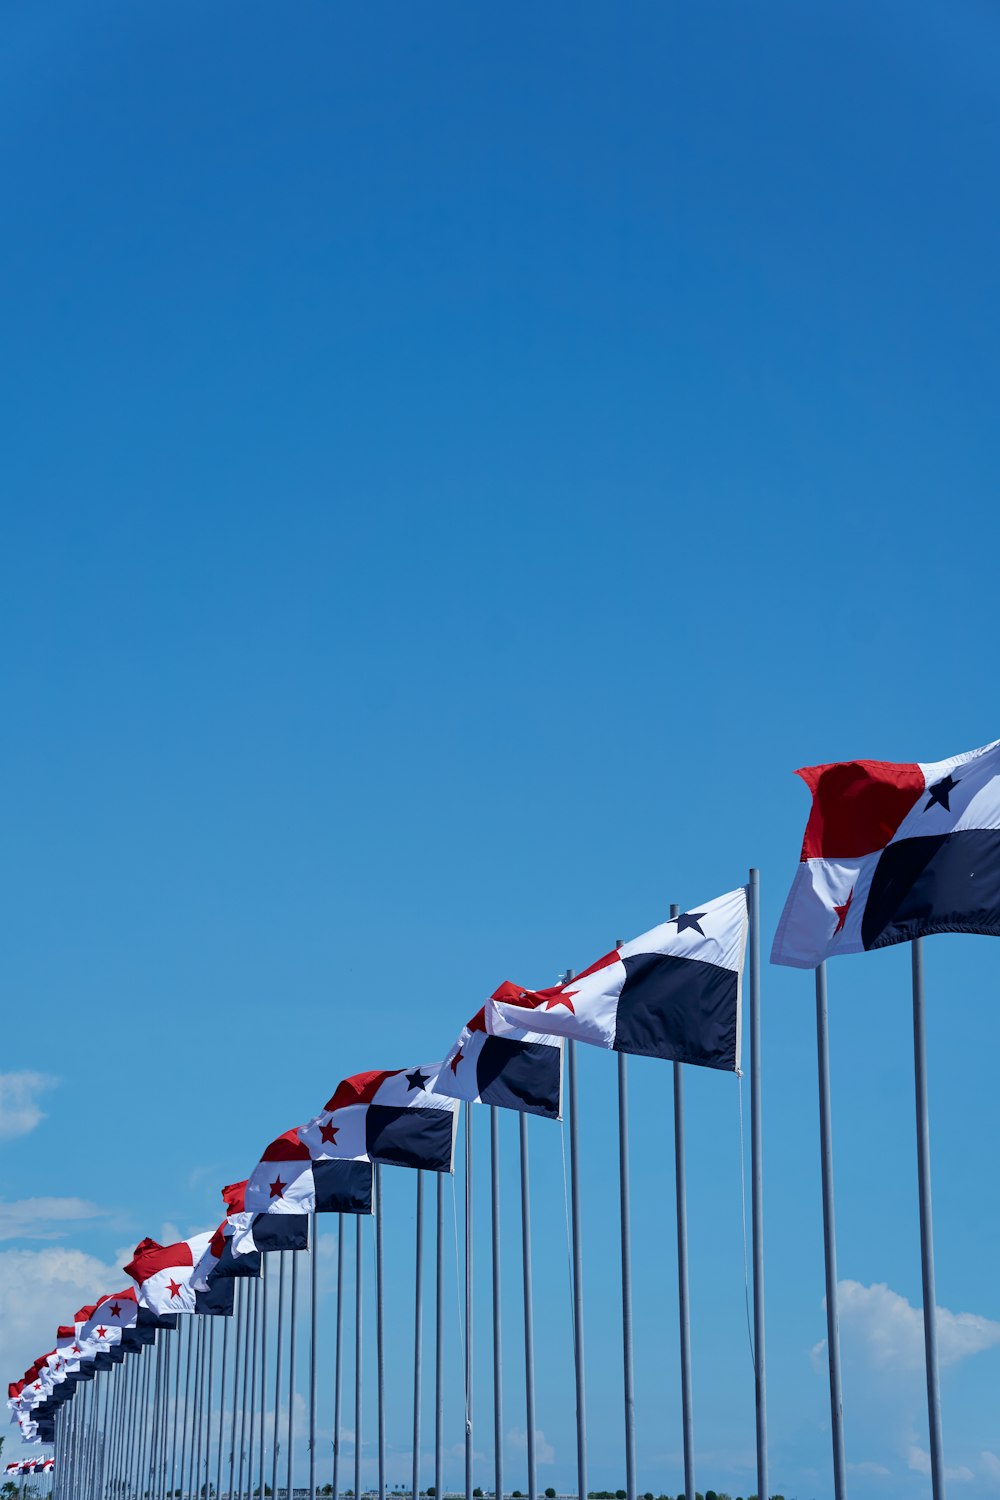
[513,1490,523,1496]
[545,1490,556,1498]
[616,1491,627,1499]
[706,1491,718,1500]
[426,1490,435,1497]
[475,1489,485,1497]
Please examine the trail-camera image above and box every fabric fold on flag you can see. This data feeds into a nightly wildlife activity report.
[436,1008,563,1120]
[487,886,749,1073]
[771,737,1000,968]
[124,1233,212,1315]
[299,1064,459,1175]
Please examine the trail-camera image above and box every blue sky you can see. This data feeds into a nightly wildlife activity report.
[3,1,1000,1496]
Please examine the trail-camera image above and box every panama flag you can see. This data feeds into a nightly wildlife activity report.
[771,738,1000,968]
[224,1179,310,1259]
[193,1217,261,1287]
[487,887,749,1073]
[435,1009,563,1119]
[299,1064,459,1175]
[125,1232,213,1315]
[78,1290,138,1349]
[244,1133,316,1217]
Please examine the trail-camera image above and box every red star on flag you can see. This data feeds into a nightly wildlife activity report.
[269,1176,287,1199]
[833,887,854,935]
[109,1303,122,1318]
[544,993,575,1013]
[95,1327,108,1339]
[71,1346,80,1355]
[166,1279,182,1299]
[449,1049,463,1074]
[319,1121,339,1145]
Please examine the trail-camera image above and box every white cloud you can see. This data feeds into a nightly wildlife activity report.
[0,1245,125,1385]
[836,1280,1000,1372]
[906,1441,974,1483]
[507,1428,555,1466]
[0,1073,58,1140]
[982,1451,1000,1484]
[0,1197,108,1242]
[848,1460,890,1477]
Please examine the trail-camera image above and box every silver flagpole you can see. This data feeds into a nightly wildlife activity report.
[517,1114,536,1500]
[411,1173,424,1500]
[748,868,768,1500]
[354,1217,362,1500]
[258,1260,268,1500]
[668,903,695,1500]
[815,961,847,1500]
[271,1256,286,1500]
[216,1319,229,1500]
[332,1221,344,1500]
[489,1110,502,1500]
[141,1342,155,1500]
[310,1215,318,1500]
[286,1253,298,1500]
[567,1023,587,1500]
[203,1323,216,1500]
[616,1049,636,1500]
[912,937,945,1500]
[228,1289,245,1500]
[375,1166,386,1500]
[464,1108,473,1500]
[434,1176,443,1500]
[190,1322,207,1500]
[238,1281,253,1500]
[246,1282,259,1500]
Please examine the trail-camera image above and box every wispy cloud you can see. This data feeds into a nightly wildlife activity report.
[0,1073,58,1140]
[820,1280,1000,1373]
[507,1428,555,1465]
[0,1197,109,1242]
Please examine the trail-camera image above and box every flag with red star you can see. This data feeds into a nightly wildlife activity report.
[772,737,1000,968]
[124,1232,213,1315]
[77,1289,138,1349]
[299,1063,459,1176]
[192,1215,261,1289]
[487,887,749,1073]
[223,1175,312,1259]
[435,1008,563,1119]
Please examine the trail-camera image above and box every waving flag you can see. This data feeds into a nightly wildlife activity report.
[77,1290,138,1349]
[435,1009,563,1119]
[771,738,1000,968]
[299,1064,459,1174]
[487,887,749,1073]
[224,1178,310,1259]
[125,1233,213,1315]
[193,1217,261,1287]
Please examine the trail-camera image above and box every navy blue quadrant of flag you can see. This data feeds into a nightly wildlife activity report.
[614,951,740,1071]
[194,1276,236,1317]
[475,1035,561,1117]
[314,1159,373,1215]
[863,828,1000,949]
[252,1214,309,1253]
[365,1104,453,1172]
[211,1240,262,1279]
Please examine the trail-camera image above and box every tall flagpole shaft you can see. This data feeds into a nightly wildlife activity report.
[310,1215,319,1500]
[287,1253,298,1500]
[815,962,847,1500]
[464,1107,473,1500]
[179,1320,196,1500]
[434,1175,443,1500]
[216,1320,229,1500]
[246,1280,259,1500]
[332,1221,344,1500]
[617,1051,636,1500]
[238,1281,253,1500]
[228,1289,245,1500]
[412,1173,424,1500]
[567,1022,587,1500]
[912,937,945,1500]
[748,867,768,1500]
[204,1320,216,1500]
[271,1256,286,1500]
[375,1166,386,1500]
[518,1113,536,1500]
[668,903,695,1500]
[259,1258,268,1500]
[354,1218,363,1500]
[490,1109,503,1500]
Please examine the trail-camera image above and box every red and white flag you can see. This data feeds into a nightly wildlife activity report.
[125,1233,213,1315]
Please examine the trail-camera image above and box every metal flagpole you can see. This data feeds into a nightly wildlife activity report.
[310,1215,318,1500]
[354,1217,363,1500]
[617,1049,636,1500]
[286,1252,298,1500]
[814,962,847,1500]
[140,1341,155,1500]
[464,1107,473,1500]
[246,1282,259,1500]
[375,1166,386,1500]
[748,867,768,1500]
[412,1173,424,1500]
[238,1280,253,1500]
[271,1256,286,1500]
[205,1322,216,1500]
[258,1260,268,1500]
[490,1110,503,1500]
[434,1176,443,1500]
[567,1020,587,1500]
[668,903,695,1500]
[912,937,945,1500]
[190,1322,207,1500]
[518,1114,536,1500]
[216,1319,229,1500]
[228,1289,245,1500]
[332,1222,344,1500]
